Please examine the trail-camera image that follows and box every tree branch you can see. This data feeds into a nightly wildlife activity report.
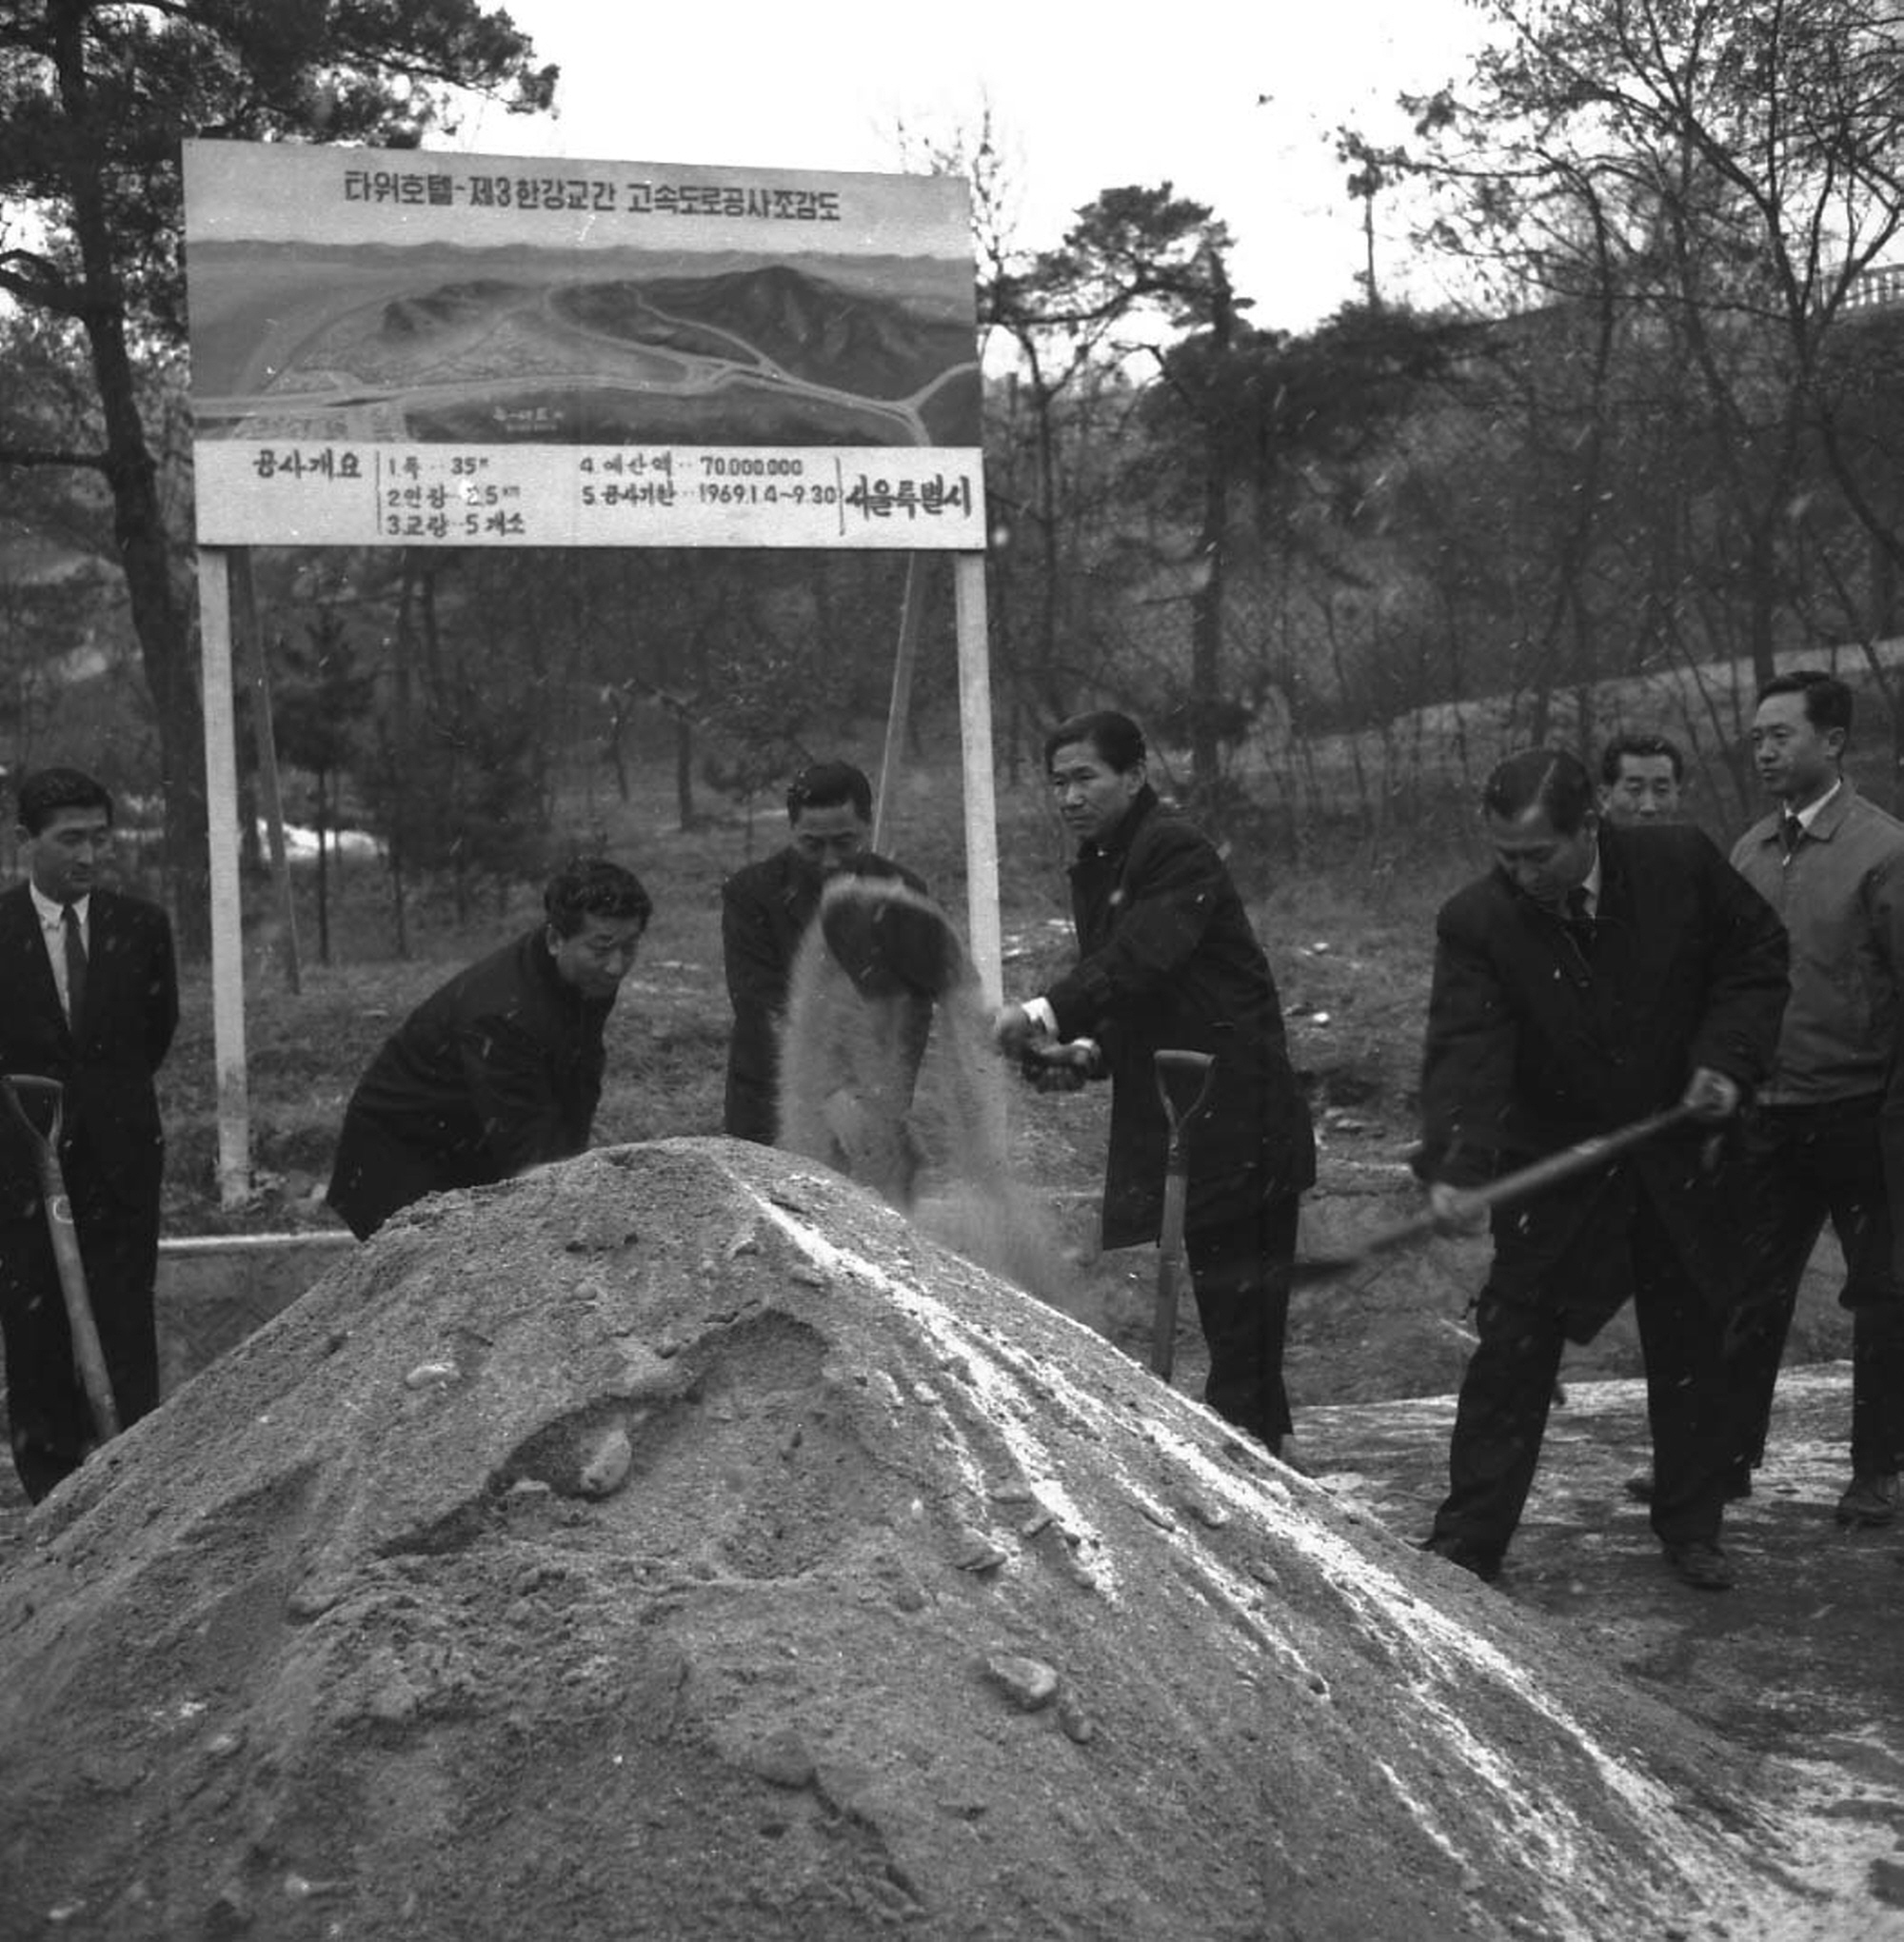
[0,444,111,474]
[0,251,84,317]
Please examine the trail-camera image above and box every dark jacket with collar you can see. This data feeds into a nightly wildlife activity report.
[1418,821,1788,1326]
[1043,785,1316,1250]
[0,882,178,1220]
[327,928,613,1238]
[721,847,925,1143]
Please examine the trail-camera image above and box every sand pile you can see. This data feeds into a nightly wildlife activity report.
[0,1140,1831,1940]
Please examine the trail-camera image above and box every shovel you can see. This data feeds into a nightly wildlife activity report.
[1291,1102,1700,1285]
[0,1074,122,1443]
[1151,1049,1220,1381]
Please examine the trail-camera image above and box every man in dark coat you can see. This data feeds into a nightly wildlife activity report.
[0,766,178,1501]
[327,859,650,1240]
[996,711,1317,1457]
[1417,748,1788,1591]
[721,761,924,1144]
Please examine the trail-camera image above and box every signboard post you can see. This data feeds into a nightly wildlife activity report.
[182,142,999,1197]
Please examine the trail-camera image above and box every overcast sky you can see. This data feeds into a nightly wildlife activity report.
[445,0,1493,332]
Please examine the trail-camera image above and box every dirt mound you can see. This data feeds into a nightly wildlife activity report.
[0,1140,1836,1940]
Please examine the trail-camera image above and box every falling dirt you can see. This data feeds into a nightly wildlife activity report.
[0,1139,1883,1941]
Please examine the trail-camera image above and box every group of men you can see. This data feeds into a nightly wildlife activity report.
[1419,692,1904,1590]
[3,683,1898,1599]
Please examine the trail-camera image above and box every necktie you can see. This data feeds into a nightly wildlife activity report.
[62,902,88,1034]
[1564,885,1597,960]
[1779,813,1803,858]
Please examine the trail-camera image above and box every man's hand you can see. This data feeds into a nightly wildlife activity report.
[1680,1066,1742,1122]
[1429,1180,1489,1238]
[992,1002,1045,1056]
[1020,1039,1101,1093]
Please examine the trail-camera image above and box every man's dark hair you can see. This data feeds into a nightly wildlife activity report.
[1599,732,1684,785]
[545,858,652,939]
[1758,669,1854,739]
[17,767,112,837]
[785,761,872,824]
[1481,748,1597,835]
[1042,710,1146,774]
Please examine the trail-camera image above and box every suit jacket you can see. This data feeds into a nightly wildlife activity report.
[327,928,614,1238]
[1044,787,1316,1250]
[0,882,179,1221]
[1417,822,1788,1326]
[721,848,925,1142]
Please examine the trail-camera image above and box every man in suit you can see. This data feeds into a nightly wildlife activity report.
[994,711,1318,1460]
[1417,748,1787,1591]
[0,766,178,1502]
[327,858,650,1240]
[721,761,925,1145]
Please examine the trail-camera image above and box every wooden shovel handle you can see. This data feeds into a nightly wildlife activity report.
[0,1073,122,1443]
[1293,1102,1702,1284]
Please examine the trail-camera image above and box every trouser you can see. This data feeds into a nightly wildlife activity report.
[1183,1193,1301,1451]
[0,1179,161,1504]
[1725,1097,1904,1477]
[1431,1193,1736,1559]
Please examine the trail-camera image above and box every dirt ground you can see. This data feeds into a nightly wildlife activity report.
[0,865,1893,1939]
[0,1140,1898,1942]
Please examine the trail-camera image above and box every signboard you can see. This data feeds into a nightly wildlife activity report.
[181,142,984,549]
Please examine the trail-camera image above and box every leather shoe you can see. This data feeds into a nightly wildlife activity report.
[1835,1472,1898,1528]
[1418,1535,1502,1584]
[1664,1540,1735,1591]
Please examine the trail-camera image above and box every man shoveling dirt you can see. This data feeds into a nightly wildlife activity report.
[778,873,968,1209]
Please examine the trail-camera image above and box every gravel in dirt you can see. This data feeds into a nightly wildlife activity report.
[0,1139,1882,1941]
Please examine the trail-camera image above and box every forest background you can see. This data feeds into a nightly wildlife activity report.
[7,0,1904,1230]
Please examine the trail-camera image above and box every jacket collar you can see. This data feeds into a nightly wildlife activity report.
[1745,773,1858,848]
[1076,783,1158,864]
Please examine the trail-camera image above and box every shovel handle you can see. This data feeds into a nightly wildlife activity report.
[1154,1050,1217,1139]
[0,1073,122,1443]
[1150,1050,1218,1380]
[1449,1102,1699,1218]
[1295,1102,1702,1283]
[0,1072,63,1155]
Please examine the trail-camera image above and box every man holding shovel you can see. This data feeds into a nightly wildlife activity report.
[0,768,178,1501]
[1416,749,1786,1591]
[721,762,926,1147]
[995,711,1316,1461]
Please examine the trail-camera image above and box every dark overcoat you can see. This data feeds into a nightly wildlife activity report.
[1418,822,1789,1333]
[0,882,178,1221]
[1043,787,1316,1250]
[721,848,924,1143]
[327,929,613,1239]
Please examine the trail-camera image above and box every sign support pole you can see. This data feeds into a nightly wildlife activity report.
[232,552,302,993]
[871,555,927,856]
[953,551,1002,1003]
[196,548,252,1208]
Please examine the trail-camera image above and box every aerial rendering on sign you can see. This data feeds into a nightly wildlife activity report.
[181,143,984,548]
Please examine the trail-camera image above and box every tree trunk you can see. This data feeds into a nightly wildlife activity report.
[74,258,208,950]
[53,5,208,953]
[314,768,331,967]
[1187,250,1237,807]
